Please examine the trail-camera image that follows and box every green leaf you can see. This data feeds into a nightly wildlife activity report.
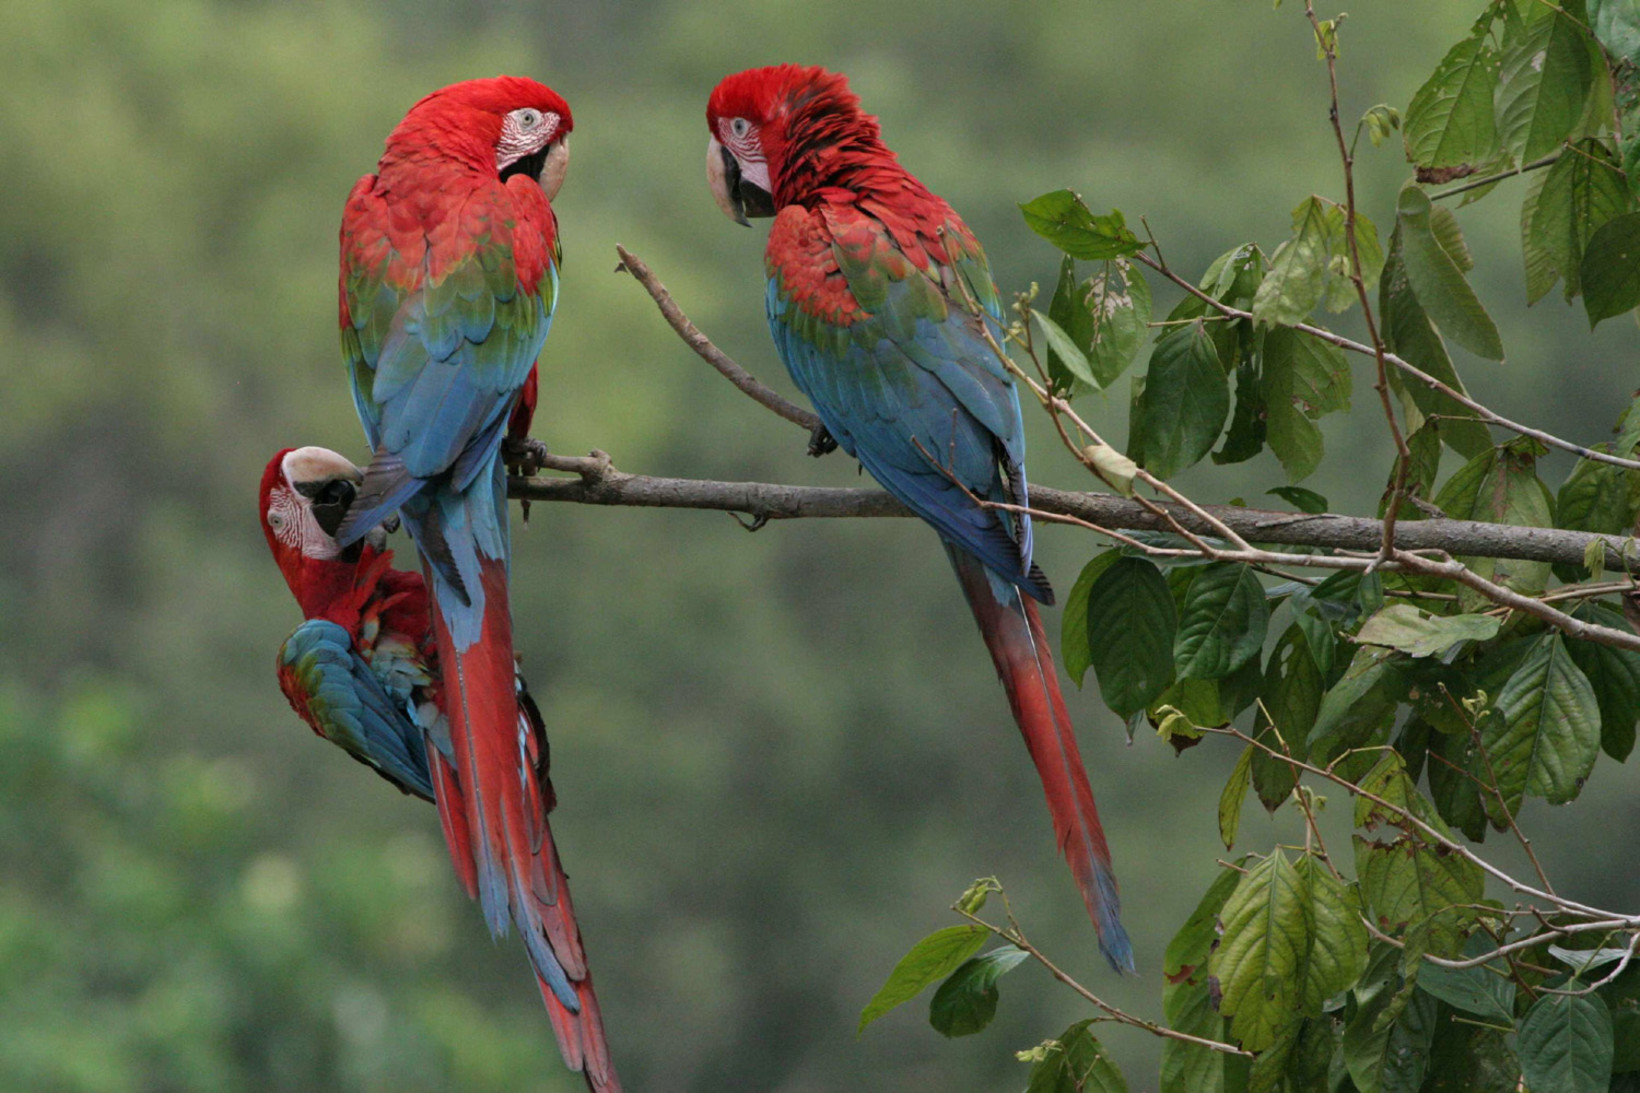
[1518,993,1614,1093]
[857,925,988,1034]
[1356,604,1501,658]
[1309,647,1409,766]
[1395,183,1504,360]
[1589,0,1640,65]
[1262,327,1350,482]
[1582,211,1640,326]
[1429,204,1475,272]
[1555,448,1638,536]
[1044,257,1095,394]
[1174,563,1270,680]
[1417,960,1515,1023]
[1035,311,1097,389]
[1021,190,1145,260]
[1088,261,1153,386]
[1253,197,1336,326]
[1565,602,1640,761]
[1267,486,1329,513]
[1354,833,1484,953]
[927,945,1029,1038]
[1220,745,1253,850]
[1251,624,1324,809]
[1497,3,1597,163]
[1403,33,1502,171]
[1132,320,1230,480]
[1435,441,1555,595]
[1212,852,1310,1051]
[1063,551,1124,687]
[1486,633,1602,818]
[1024,1020,1130,1093]
[1082,556,1178,719]
[1526,138,1633,304]
[1522,166,1563,305]
[1295,853,1369,1010]
[1214,355,1268,467]
[1422,1020,1520,1093]
[1161,869,1242,1093]
[1344,945,1440,1093]
[1549,945,1634,974]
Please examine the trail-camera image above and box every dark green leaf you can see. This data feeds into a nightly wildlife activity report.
[1174,563,1270,680]
[1395,182,1504,360]
[1042,259,1098,394]
[1356,604,1501,658]
[1422,1019,1520,1093]
[1582,211,1640,326]
[1497,4,1597,163]
[1344,942,1440,1093]
[1035,311,1096,389]
[858,924,988,1033]
[1063,550,1123,687]
[1526,138,1632,304]
[1220,745,1253,850]
[1566,602,1640,761]
[927,945,1029,1037]
[1267,486,1329,513]
[1487,633,1602,817]
[1251,623,1325,809]
[1589,0,1640,65]
[1021,190,1145,259]
[1296,853,1369,1010]
[1417,960,1515,1023]
[1214,355,1268,466]
[1162,869,1243,1093]
[1435,441,1554,595]
[1309,647,1409,766]
[1024,1020,1131,1093]
[1517,992,1614,1093]
[1429,204,1476,272]
[1132,321,1230,479]
[1404,33,1502,171]
[1083,556,1178,719]
[1262,327,1350,482]
[1088,261,1153,386]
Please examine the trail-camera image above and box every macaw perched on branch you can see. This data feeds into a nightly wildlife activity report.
[330,77,572,973]
[261,447,619,1092]
[705,66,1134,971]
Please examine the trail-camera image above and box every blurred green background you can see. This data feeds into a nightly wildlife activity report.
[3,1,1638,1089]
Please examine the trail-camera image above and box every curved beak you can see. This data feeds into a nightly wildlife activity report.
[539,135,570,202]
[707,136,749,226]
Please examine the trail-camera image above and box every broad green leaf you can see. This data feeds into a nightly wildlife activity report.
[1251,623,1325,809]
[858,925,988,1034]
[1174,563,1270,680]
[1220,745,1253,850]
[1214,356,1268,467]
[1518,993,1614,1093]
[1582,211,1640,326]
[1435,440,1554,594]
[1356,603,1501,658]
[1062,550,1123,686]
[1429,204,1475,272]
[1354,834,1484,951]
[1083,556,1177,719]
[1295,854,1368,1011]
[1132,321,1230,479]
[1422,1020,1520,1093]
[1403,33,1502,170]
[1248,1017,1306,1093]
[1418,960,1515,1023]
[1088,261,1152,386]
[928,945,1029,1037]
[1253,197,1335,326]
[1021,190,1144,259]
[1522,165,1563,304]
[1024,1020,1130,1093]
[1378,231,1494,457]
[1555,447,1638,536]
[1267,485,1329,513]
[1293,608,1337,677]
[1527,139,1632,303]
[1203,241,1268,308]
[1034,311,1097,389]
[1487,633,1602,817]
[1589,0,1640,65]
[1549,945,1634,974]
[1044,256,1094,394]
[1344,942,1440,1093]
[1309,647,1409,766]
[1395,183,1504,360]
[1212,852,1309,1051]
[1566,602,1640,761]
[1161,869,1242,1093]
[1497,3,1597,163]
[1150,678,1231,741]
[1322,206,1386,312]
[1353,751,1450,834]
[1262,327,1350,482]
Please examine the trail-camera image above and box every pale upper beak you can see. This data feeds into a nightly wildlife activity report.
[540,135,570,202]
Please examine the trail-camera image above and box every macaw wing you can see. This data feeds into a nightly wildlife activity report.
[336,178,556,543]
[766,203,1046,599]
[277,618,436,800]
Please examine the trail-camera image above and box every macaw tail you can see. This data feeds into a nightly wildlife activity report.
[426,560,621,1090]
[946,546,1135,973]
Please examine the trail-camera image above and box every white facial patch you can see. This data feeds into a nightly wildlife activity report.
[496,108,560,173]
[717,117,770,192]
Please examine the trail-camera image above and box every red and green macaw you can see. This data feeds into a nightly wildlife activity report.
[330,77,571,970]
[705,66,1133,971]
[261,447,619,1092]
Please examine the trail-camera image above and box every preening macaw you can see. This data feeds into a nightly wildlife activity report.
[705,66,1133,971]
[261,447,619,1092]
[330,77,572,970]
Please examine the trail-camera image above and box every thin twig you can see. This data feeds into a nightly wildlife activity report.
[1428,152,1562,201]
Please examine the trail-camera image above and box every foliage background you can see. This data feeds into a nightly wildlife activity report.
[1,1,1637,1089]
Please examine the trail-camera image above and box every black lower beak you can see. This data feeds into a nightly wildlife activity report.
[719,145,775,224]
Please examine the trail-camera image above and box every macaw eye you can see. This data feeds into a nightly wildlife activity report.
[730,117,751,140]
[517,108,543,130]
[266,509,286,529]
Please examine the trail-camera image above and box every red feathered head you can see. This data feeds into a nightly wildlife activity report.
[259,447,372,613]
[385,76,574,198]
[706,65,887,220]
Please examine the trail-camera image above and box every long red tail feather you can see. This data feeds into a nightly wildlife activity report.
[947,548,1134,973]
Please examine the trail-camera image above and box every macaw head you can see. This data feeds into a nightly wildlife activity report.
[706,64,883,224]
[260,447,386,612]
[387,76,574,200]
